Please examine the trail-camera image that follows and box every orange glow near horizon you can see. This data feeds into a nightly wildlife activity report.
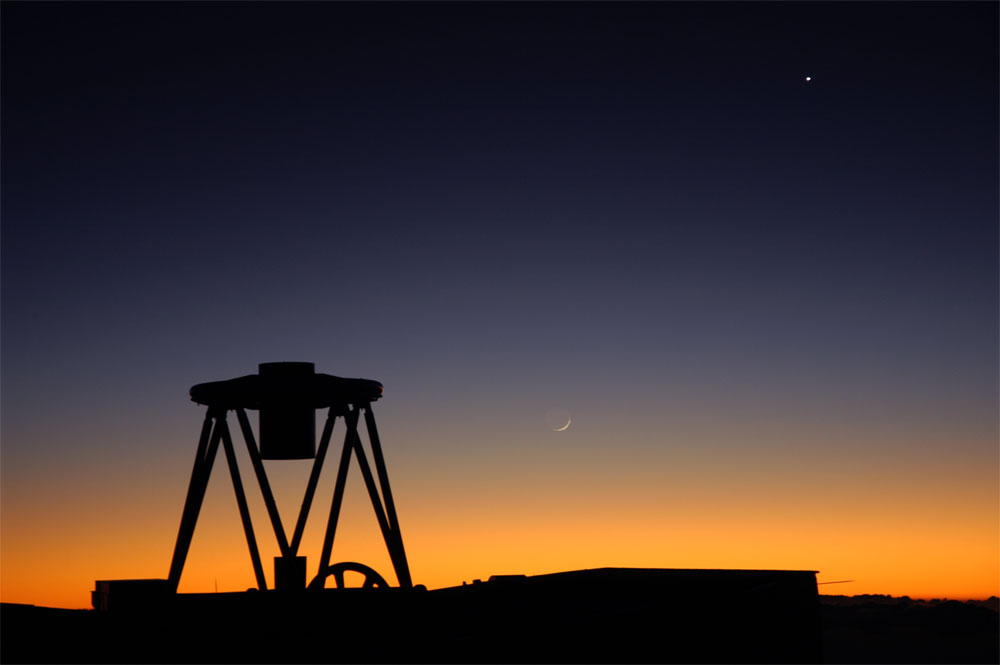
[2,420,997,609]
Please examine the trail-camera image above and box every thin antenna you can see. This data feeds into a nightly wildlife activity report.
[817,580,854,585]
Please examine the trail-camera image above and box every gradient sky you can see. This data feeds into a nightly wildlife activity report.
[2,1,997,608]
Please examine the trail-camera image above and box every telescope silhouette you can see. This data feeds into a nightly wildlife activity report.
[168,362,412,592]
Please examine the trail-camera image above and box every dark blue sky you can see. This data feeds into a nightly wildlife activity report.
[2,2,997,604]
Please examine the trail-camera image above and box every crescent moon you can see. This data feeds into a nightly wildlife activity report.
[554,417,571,432]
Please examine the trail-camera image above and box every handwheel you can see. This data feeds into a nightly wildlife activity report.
[308,561,389,590]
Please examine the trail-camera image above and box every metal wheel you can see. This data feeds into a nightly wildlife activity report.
[308,561,389,590]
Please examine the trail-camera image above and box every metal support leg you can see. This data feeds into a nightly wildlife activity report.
[235,408,290,556]
[349,429,394,562]
[363,404,412,588]
[317,407,359,577]
[290,406,337,555]
[167,409,224,592]
[219,417,268,591]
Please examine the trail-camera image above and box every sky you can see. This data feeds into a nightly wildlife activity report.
[2,1,997,609]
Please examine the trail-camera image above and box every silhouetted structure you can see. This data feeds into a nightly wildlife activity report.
[171,361,411,593]
[79,362,826,663]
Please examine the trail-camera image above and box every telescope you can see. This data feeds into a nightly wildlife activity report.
[149,361,412,594]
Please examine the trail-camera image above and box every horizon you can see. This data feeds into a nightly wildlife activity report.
[2,2,997,610]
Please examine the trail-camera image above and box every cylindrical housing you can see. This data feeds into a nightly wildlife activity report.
[259,362,316,460]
